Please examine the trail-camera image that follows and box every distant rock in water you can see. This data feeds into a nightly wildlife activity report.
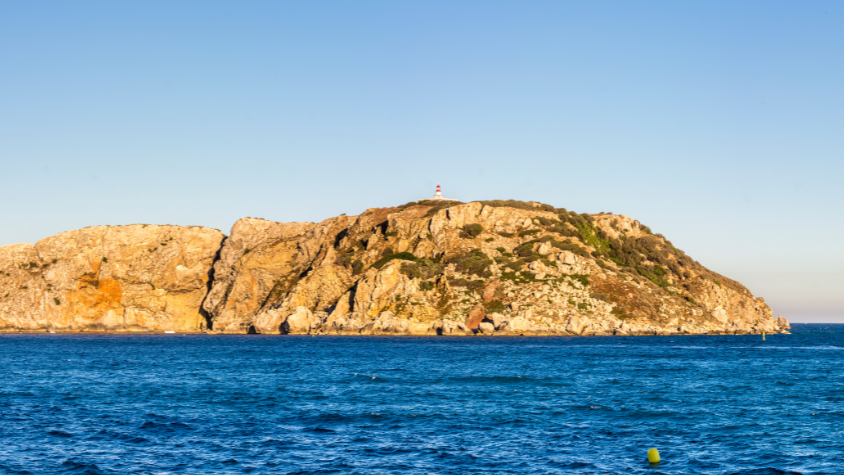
[0,201,786,336]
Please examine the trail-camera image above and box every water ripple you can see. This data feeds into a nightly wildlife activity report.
[0,324,841,473]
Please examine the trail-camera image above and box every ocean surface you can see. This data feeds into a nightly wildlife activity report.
[1,324,842,474]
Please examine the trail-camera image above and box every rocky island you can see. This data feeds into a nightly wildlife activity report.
[0,200,789,335]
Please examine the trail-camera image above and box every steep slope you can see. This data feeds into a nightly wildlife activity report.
[204,200,788,336]
[0,225,224,332]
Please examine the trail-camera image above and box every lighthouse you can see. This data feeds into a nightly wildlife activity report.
[422,185,458,202]
[433,185,444,200]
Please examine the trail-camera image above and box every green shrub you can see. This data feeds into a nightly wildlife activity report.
[611,307,631,320]
[447,249,493,278]
[476,200,556,212]
[373,251,418,269]
[448,278,485,292]
[518,229,540,237]
[496,247,507,253]
[514,242,537,258]
[577,302,589,311]
[485,237,495,242]
[635,264,669,288]
[424,201,464,217]
[485,300,506,313]
[334,252,355,267]
[540,258,558,268]
[568,274,590,287]
[500,271,536,284]
[385,231,398,237]
[503,260,522,271]
[351,260,364,276]
[462,223,484,238]
[400,259,444,280]
[549,239,587,256]
[497,232,515,238]
[418,281,435,291]
[53,298,60,305]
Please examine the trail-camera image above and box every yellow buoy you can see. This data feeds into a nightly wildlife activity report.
[763,331,766,341]
[647,448,660,464]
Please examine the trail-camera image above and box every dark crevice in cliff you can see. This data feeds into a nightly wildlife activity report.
[198,236,226,331]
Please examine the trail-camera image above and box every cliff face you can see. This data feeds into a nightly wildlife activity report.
[205,201,786,336]
[0,225,224,332]
[0,201,789,335]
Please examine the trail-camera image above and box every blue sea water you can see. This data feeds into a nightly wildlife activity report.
[0,325,842,474]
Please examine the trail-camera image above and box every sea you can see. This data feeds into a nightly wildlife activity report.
[1,324,842,474]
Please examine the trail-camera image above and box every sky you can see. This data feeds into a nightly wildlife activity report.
[1,1,842,322]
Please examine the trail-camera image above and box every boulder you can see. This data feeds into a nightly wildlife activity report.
[478,322,495,334]
[465,304,486,330]
[281,306,317,334]
[488,312,506,329]
[711,307,728,324]
[566,316,591,334]
[500,317,530,332]
[440,319,459,335]
[482,282,500,303]
[409,322,430,334]
[558,251,577,266]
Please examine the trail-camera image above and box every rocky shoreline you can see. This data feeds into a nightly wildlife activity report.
[0,200,790,336]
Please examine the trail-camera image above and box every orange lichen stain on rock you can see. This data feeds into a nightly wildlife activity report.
[62,278,124,321]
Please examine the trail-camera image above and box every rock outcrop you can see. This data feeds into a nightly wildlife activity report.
[0,200,789,336]
[0,225,224,332]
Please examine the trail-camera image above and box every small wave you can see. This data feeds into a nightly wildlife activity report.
[48,430,73,438]
[59,459,104,474]
[303,427,336,433]
[728,468,803,475]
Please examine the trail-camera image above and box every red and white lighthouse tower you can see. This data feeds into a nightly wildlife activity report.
[433,185,444,200]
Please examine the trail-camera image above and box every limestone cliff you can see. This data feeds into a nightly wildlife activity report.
[0,225,224,331]
[204,200,786,336]
[0,200,788,336]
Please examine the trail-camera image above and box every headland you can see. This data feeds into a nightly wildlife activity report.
[0,198,789,336]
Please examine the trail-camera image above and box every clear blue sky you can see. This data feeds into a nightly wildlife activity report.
[1,1,842,321]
